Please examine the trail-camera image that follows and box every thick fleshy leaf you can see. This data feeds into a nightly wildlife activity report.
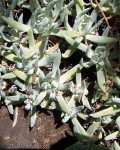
[77,113,89,121]
[52,50,61,76]
[67,95,76,109]
[23,41,42,59]
[30,106,37,128]
[62,30,84,38]
[10,78,26,90]
[6,95,20,101]
[90,106,120,118]
[38,51,58,67]
[5,99,13,114]
[2,16,31,32]
[34,91,47,106]
[62,45,76,58]
[105,56,115,75]
[56,94,70,114]
[96,64,106,93]
[28,28,35,49]
[116,116,120,130]
[86,35,118,44]
[111,97,120,104]
[72,117,89,139]
[2,72,16,79]
[63,34,88,52]
[114,141,120,150]
[13,70,32,83]
[104,131,119,141]
[87,122,100,137]
[114,76,120,89]
[60,64,82,84]
[1,50,21,62]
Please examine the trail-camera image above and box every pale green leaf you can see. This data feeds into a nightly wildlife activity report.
[90,106,120,118]
[5,99,13,114]
[1,50,21,62]
[56,94,70,114]
[114,76,120,89]
[104,131,119,141]
[34,91,47,106]
[96,64,106,93]
[114,141,120,150]
[116,116,120,130]
[2,16,31,32]
[23,41,42,59]
[87,122,100,137]
[13,69,32,83]
[30,106,37,128]
[2,72,16,79]
[60,64,82,84]
[72,117,89,138]
[28,28,35,49]
[62,30,84,38]
[62,45,76,58]
[86,35,118,44]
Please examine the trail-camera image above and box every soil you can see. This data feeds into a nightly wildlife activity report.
[0,106,77,149]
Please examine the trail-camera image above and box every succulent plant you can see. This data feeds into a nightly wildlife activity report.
[0,0,120,149]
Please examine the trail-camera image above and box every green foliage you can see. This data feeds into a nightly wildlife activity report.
[0,0,120,149]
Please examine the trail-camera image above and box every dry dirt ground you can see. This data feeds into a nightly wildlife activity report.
[0,106,77,149]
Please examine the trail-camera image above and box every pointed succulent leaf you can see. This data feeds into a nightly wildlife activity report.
[56,94,70,114]
[111,97,120,104]
[2,72,16,79]
[87,122,100,137]
[114,141,120,150]
[10,78,26,90]
[62,45,76,58]
[6,95,20,102]
[96,63,106,93]
[72,117,89,139]
[30,106,37,128]
[86,35,118,44]
[23,41,42,59]
[116,116,120,130]
[62,113,70,123]
[13,69,32,83]
[63,34,88,52]
[62,30,84,38]
[2,16,31,32]
[114,76,120,89]
[5,99,13,114]
[52,50,61,76]
[105,56,115,75]
[104,131,119,141]
[34,91,47,106]
[90,106,120,118]
[86,44,93,58]
[60,64,82,84]
[1,50,21,62]
[82,96,92,110]
[28,28,35,49]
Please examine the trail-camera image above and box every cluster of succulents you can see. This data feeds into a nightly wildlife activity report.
[0,0,120,149]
